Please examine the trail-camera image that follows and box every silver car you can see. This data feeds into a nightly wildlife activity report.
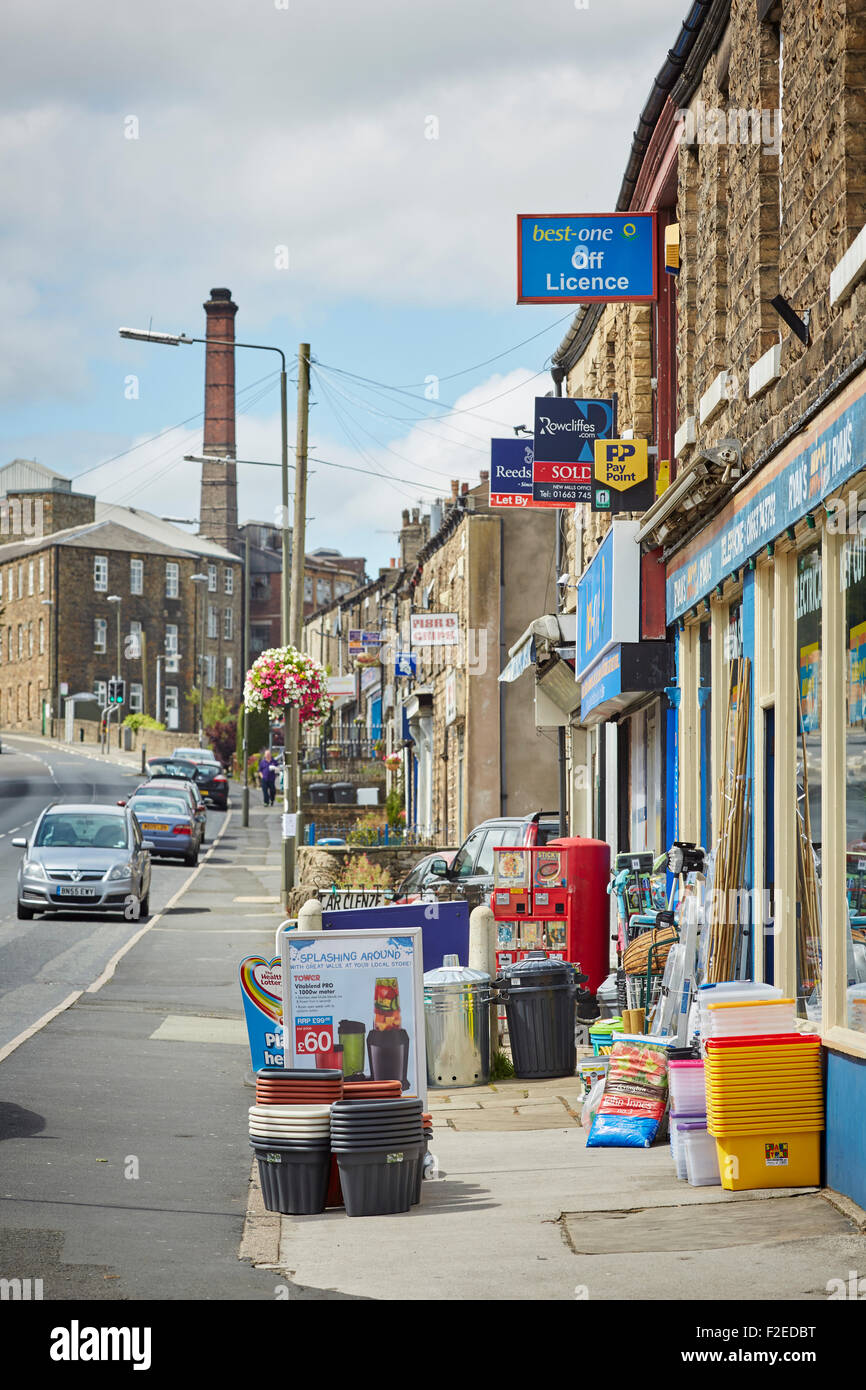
[14,803,153,921]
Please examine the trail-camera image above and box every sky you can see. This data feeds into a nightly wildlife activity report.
[1,0,688,570]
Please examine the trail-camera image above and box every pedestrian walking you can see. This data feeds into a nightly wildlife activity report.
[258,748,277,806]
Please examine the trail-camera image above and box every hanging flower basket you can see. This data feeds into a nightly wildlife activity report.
[243,646,333,727]
[383,751,402,773]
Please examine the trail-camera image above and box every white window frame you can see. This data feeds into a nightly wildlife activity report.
[94,617,108,653]
[94,679,107,708]
[130,558,144,595]
[224,655,233,689]
[17,564,23,599]
[223,607,233,640]
[208,564,217,592]
[39,555,45,593]
[38,618,44,656]
[94,555,108,592]
[27,561,34,596]
[224,567,234,595]
[208,606,218,639]
[205,653,216,688]
[6,569,12,602]
[165,562,179,599]
[17,624,23,659]
[129,682,143,713]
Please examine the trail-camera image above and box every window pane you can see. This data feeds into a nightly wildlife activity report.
[795,545,822,1019]
[473,830,497,878]
[843,533,866,1033]
[454,830,481,877]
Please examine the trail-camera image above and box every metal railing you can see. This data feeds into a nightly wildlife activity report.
[305,822,443,847]
[301,736,381,767]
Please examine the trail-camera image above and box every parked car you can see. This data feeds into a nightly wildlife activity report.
[14,803,153,920]
[393,850,457,903]
[172,747,222,768]
[131,776,208,841]
[148,755,229,810]
[127,789,203,866]
[423,812,562,910]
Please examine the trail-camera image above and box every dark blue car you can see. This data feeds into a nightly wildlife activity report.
[127,791,203,866]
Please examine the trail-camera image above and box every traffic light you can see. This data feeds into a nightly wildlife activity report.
[108,679,125,706]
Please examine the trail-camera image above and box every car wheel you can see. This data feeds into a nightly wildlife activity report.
[185,848,199,867]
[17,902,35,920]
[139,892,150,917]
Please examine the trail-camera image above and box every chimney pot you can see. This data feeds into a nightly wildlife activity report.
[450,479,459,498]
[480,470,489,481]
[461,482,469,495]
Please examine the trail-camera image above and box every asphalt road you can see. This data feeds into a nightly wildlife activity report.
[0,735,203,1054]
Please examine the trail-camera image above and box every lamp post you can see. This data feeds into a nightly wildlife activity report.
[190,573,208,744]
[106,595,122,749]
[119,323,305,895]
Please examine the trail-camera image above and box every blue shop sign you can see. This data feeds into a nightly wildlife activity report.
[581,645,623,719]
[395,652,417,678]
[489,437,534,507]
[518,213,657,304]
[576,520,641,679]
[666,383,866,622]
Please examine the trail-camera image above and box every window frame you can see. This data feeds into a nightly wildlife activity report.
[93,555,108,592]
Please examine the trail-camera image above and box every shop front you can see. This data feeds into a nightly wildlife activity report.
[663,365,866,1211]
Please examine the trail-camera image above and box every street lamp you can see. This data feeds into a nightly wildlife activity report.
[107,595,122,750]
[120,323,308,896]
[190,573,208,746]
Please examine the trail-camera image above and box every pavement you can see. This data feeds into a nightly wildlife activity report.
[1,766,865,1303]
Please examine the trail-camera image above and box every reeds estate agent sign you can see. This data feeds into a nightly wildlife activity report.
[517,214,657,304]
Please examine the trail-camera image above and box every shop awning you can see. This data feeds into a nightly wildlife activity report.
[498,614,575,684]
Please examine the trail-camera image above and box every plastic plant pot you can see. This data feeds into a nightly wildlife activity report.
[254,1146,332,1214]
[335,1142,426,1217]
[256,1067,343,1080]
[331,1098,423,1116]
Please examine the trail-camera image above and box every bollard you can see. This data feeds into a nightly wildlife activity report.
[297,897,323,933]
[469,903,498,1062]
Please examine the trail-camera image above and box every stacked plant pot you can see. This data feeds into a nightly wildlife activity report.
[330,1097,425,1216]
[250,1068,342,1215]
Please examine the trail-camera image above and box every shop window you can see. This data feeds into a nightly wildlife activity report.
[795,545,822,1018]
[842,533,866,1033]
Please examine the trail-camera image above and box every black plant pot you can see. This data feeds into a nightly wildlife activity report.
[366,1028,410,1090]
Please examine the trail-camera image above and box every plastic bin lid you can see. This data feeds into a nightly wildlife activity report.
[706,998,795,1011]
[424,954,490,986]
[669,1060,705,1069]
[499,951,576,980]
[705,1033,818,1049]
[677,1121,709,1133]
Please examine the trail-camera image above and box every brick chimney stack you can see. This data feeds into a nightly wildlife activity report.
[198,287,240,554]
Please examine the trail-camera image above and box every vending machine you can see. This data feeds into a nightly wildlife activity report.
[491,838,610,994]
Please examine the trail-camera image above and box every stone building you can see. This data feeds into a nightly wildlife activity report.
[0,462,242,734]
[534,0,866,1215]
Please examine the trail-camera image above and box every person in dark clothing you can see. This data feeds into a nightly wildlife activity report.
[258,748,277,806]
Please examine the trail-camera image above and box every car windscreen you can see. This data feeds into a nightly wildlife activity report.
[149,762,199,779]
[35,813,129,849]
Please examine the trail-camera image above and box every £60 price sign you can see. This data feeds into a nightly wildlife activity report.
[295,1016,334,1055]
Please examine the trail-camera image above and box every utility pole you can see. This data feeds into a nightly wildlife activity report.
[241,531,250,827]
[283,343,310,896]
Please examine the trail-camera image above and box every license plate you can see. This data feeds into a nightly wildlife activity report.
[141,823,169,831]
[57,886,97,898]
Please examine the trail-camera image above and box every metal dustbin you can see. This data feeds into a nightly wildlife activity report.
[495,951,578,1080]
[309,782,333,805]
[332,782,356,805]
[424,955,492,1088]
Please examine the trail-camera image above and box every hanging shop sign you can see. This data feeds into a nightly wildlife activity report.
[238,956,284,1070]
[489,437,545,509]
[591,439,654,513]
[360,666,379,694]
[410,613,459,646]
[579,642,673,725]
[533,397,617,506]
[517,213,657,305]
[328,674,356,697]
[348,629,382,654]
[576,520,641,679]
[280,928,426,1100]
[665,375,866,622]
[444,669,464,725]
[394,651,417,678]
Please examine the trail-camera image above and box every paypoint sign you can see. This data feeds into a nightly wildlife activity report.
[517,213,657,304]
[591,438,654,513]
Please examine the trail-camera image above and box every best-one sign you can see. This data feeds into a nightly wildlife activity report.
[517,214,657,304]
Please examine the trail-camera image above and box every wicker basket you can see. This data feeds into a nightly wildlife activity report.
[622,926,678,976]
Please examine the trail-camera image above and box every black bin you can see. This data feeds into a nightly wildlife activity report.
[495,951,578,1080]
[332,782,357,805]
[309,782,333,804]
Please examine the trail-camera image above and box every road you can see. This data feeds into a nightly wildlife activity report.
[0,735,204,1055]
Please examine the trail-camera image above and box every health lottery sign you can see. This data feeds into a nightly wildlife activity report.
[517,213,657,304]
[533,397,616,506]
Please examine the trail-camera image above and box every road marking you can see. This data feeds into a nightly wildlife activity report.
[0,990,84,1066]
[0,810,234,1066]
